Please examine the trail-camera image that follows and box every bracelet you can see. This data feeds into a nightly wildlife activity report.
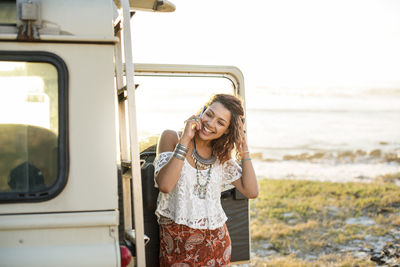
[173,150,186,160]
[176,143,188,153]
[239,150,250,154]
[241,157,252,163]
[173,143,188,160]
[173,151,186,160]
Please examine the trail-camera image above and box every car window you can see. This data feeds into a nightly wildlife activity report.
[0,52,68,202]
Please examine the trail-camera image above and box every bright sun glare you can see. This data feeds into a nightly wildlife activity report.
[0,63,50,129]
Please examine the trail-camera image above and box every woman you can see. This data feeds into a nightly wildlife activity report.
[154,94,258,266]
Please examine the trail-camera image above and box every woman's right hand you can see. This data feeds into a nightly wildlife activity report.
[180,115,202,146]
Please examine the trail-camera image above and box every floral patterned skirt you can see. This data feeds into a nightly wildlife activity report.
[159,217,231,267]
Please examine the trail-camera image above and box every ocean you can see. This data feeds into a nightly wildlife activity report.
[245,86,400,182]
[135,77,400,183]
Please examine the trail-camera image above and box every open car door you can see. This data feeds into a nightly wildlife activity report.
[134,63,250,266]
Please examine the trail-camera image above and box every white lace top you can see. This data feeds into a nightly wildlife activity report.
[154,151,242,230]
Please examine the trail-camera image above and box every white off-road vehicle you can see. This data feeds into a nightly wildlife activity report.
[0,1,250,266]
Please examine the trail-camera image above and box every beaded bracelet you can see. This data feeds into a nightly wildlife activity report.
[241,157,252,163]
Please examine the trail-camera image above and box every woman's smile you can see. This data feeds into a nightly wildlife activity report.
[201,123,215,135]
[198,102,231,140]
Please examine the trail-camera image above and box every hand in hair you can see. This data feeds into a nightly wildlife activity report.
[235,115,248,155]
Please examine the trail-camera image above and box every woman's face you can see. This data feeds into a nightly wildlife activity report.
[198,102,231,141]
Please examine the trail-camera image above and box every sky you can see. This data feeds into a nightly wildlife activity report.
[131,0,400,91]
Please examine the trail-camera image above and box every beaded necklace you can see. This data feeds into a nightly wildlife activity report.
[191,139,216,168]
[192,139,215,199]
[193,160,212,199]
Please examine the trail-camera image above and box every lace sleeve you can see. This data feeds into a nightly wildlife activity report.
[153,152,173,188]
[221,159,242,190]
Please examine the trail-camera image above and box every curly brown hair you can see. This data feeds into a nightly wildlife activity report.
[205,94,245,164]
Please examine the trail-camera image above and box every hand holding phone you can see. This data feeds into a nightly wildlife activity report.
[191,106,206,129]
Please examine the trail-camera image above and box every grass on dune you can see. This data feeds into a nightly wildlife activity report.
[249,178,400,265]
[251,253,375,267]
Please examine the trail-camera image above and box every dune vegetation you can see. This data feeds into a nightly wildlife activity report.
[250,178,400,266]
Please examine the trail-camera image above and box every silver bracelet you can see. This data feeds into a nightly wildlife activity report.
[174,148,188,156]
[176,143,188,152]
[173,153,185,160]
[173,143,188,160]
[173,151,186,160]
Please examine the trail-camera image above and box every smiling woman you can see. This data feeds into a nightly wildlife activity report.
[153,93,258,266]
[134,64,254,265]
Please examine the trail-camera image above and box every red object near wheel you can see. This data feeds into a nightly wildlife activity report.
[120,245,132,267]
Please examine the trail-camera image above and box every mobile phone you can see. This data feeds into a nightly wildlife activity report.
[199,106,206,118]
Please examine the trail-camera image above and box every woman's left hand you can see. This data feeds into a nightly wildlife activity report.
[232,115,259,199]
